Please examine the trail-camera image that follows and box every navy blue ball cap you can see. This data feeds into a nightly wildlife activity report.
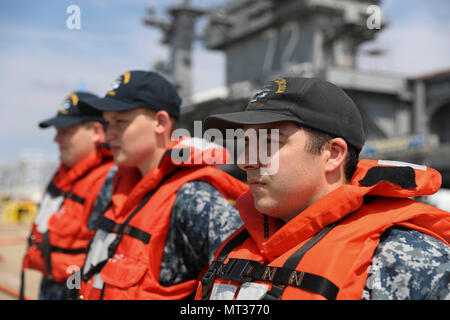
[204,77,366,152]
[39,91,104,129]
[78,70,182,119]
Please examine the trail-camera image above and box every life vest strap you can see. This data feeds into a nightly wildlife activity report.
[80,169,173,287]
[80,191,155,286]
[87,166,118,230]
[261,213,350,300]
[81,260,108,282]
[48,182,85,204]
[201,228,250,300]
[97,217,151,244]
[201,213,353,300]
[49,246,87,254]
[214,258,339,300]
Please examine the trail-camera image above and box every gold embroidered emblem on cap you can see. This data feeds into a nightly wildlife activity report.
[107,72,130,96]
[123,71,131,84]
[274,78,287,93]
[69,93,79,106]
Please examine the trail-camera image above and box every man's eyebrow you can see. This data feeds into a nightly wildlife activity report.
[262,128,286,138]
[243,127,287,138]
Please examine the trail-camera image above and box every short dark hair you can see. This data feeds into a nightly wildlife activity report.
[299,125,359,182]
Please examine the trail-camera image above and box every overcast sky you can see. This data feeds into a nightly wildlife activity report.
[0,0,449,164]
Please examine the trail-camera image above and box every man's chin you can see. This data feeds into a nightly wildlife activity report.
[113,154,136,168]
[113,154,126,165]
[60,158,74,168]
[253,197,273,214]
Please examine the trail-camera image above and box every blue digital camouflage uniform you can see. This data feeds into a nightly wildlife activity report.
[39,277,66,300]
[159,180,243,286]
[88,173,448,299]
[362,227,450,300]
[159,182,450,299]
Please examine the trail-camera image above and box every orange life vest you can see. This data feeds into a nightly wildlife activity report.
[79,137,249,300]
[21,145,114,284]
[196,159,450,300]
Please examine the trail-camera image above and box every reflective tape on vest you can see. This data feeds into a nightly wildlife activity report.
[82,229,117,289]
[35,192,64,234]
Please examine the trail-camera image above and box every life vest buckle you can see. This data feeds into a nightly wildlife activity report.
[219,258,256,283]
[201,262,220,299]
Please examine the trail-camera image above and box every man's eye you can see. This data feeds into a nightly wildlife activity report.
[262,136,278,143]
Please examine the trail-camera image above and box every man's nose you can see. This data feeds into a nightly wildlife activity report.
[54,130,62,144]
[237,147,261,171]
[105,127,117,142]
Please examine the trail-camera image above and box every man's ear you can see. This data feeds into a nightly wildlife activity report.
[153,110,172,135]
[324,137,348,174]
[91,122,106,144]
